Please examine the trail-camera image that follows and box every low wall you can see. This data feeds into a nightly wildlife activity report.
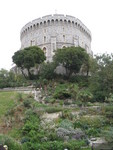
[0,87,35,92]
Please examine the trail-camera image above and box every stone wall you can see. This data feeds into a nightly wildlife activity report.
[20,14,92,62]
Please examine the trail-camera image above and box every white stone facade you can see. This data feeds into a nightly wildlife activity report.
[20,14,92,61]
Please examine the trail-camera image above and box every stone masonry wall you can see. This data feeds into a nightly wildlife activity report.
[20,14,92,61]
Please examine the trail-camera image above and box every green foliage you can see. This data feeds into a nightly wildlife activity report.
[0,69,17,88]
[76,89,93,105]
[53,46,89,77]
[89,53,113,101]
[45,107,62,113]
[23,99,32,108]
[0,134,22,150]
[21,113,40,137]
[79,116,105,129]
[39,62,56,79]
[106,93,113,103]
[101,127,113,143]
[53,83,71,99]
[12,46,46,79]
[102,105,113,119]
[0,68,29,88]
[22,140,86,150]
[54,90,71,99]
[86,128,100,137]
[17,93,23,101]
[0,92,17,118]
[69,76,89,86]
[59,119,74,129]
[69,84,79,100]
[73,115,105,137]
[60,110,74,120]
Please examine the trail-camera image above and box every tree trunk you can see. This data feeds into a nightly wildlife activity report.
[21,68,27,79]
[27,68,33,80]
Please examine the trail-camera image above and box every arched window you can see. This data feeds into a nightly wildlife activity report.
[44,36,46,43]
[43,47,46,55]
[33,24,36,29]
[63,35,65,41]
[55,19,58,22]
[44,21,46,24]
[62,45,66,48]
[30,26,32,30]
[47,20,50,25]
[37,23,39,27]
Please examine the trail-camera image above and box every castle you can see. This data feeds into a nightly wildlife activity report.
[20,14,92,62]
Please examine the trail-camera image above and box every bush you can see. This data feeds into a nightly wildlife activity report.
[86,128,100,137]
[45,107,62,113]
[102,105,113,119]
[53,90,71,99]
[101,127,113,143]
[60,110,74,120]
[22,140,85,150]
[23,99,32,108]
[39,62,56,80]
[76,89,93,106]
[59,119,74,129]
[0,134,22,150]
[0,135,87,150]
[69,76,89,86]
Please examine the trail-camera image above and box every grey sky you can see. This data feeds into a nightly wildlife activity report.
[0,0,113,70]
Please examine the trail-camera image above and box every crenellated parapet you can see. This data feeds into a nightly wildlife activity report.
[20,14,91,40]
[20,14,92,61]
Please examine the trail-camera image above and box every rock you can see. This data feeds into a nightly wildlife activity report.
[57,127,85,140]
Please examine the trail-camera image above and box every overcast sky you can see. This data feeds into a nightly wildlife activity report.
[0,0,113,70]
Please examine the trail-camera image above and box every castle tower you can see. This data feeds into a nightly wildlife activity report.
[20,14,92,61]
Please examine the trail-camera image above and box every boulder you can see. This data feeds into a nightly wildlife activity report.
[57,127,85,140]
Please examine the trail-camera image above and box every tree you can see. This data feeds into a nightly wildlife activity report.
[12,46,46,79]
[89,53,113,101]
[53,46,89,77]
[0,69,18,88]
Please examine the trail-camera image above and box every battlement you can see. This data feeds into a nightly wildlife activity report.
[20,14,91,40]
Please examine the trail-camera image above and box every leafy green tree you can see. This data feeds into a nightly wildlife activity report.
[89,53,113,101]
[12,46,46,79]
[53,46,89,77]
[0,69,17,88]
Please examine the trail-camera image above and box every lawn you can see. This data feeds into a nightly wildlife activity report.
[0,91,17,118]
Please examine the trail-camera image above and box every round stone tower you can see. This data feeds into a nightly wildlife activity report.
[20,14,92,61]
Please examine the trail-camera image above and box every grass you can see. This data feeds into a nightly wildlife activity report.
[0,91,18,118]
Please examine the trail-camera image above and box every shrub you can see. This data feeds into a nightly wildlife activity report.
[17,93,23,101]
[59,119,74,129]
[70,84,79,100]
[106,93,113,103]
[76,89,93,106]
[23,99,32,108]
[101,127,113,143]
[39,62,56,80]
[45,107,62,113]
[69,76,89,87]
[60,110,74,120]
[22,140,86,150]
[53,90,71,99]
[102,105,113,119]
[86,128,100,137]
[0,134,22,150]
